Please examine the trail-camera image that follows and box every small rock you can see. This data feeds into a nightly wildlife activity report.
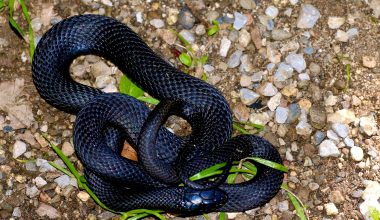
[297,4,321,29]
[101,0,112,6]
[233,12,248,30]
[0,37,9,48]
[369,0,380,18]
[77,191,90,202]
[328,16,345,29]
[296,120,312,136]
[324,94,339,106]
[178,7,195,29]
[265,6,279,19]
[344,137,354,148]
[240,88,260,105]
[238,29,251,47]
[309,182,320,191]
[274,62,294,82]
[12,207,21,218]
[347,27,359,40]
[362,56,377,68]
[327,109,356,124]
[309,62,321,75]
[34,176,47,188]
[150,19,165,28]
[351,146,364,161]
[135,12,143,23]
[286,103,301,123]
[324,203,339,215]
[240,54,254,73]
[250,26,262,49]
[329,190,345,204]
[318,140,340,157]
[31,18,42,32]
[26,185,40,198]
[332,123,349,138]
[250,112,271,125]
[178,30,195,44]
[327,130,340,143]
[271,29,292,41]
[61,141,75,156]
[240,0,256,10]
[277,200,289,212]
[95,75,115,89]
[335,29,349,42]
[267,93,282,111]
[157,29,177,45]
[90,61,112,77]
[102,84,118,93]
[251,71,263,82]
[233,103,250,122]
[54,175,71,188]
[258,83,278,97]
[36,203,61,219]
[228,50,243,68]
[219,37,232,57]
[195,25,206,35]
[240,74,252,87]
[203,65,215,73]
[310,105,326,129]
[13,140,27,159]
[359,115,378,136]
[275,107,289,124]
[352,95,361,106]
[285,54,306,73]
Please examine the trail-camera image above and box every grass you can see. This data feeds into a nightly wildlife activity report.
[370,207,380,220]
[6,2,307,218]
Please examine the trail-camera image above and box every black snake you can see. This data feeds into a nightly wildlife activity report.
[32,14,284,215]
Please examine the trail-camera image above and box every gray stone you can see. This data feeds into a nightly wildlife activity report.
[274,62,293,82]
[34,176,48,188]
[219,37,231,57]
[278,200,289,212]
[12,207,21,217]
[178,30,195,43]
[359,115,378,136]
[265,6,279,19]
[251,71,263,82]
[91,61,112,77]
[239,29,251,47]
[195,25,206,35]
[328,16,345,29]
[228,50,243,68]
[297,4,321,29]
[327,130,340,143]
[258,83,278,97]
[233,12,248,30]
[13,140,27,159]
[95,75,116,89]
[332,123,349,138]
[36,203,61,219]
[36,159,56,172]
[240,88,260,105]
[271,29,292,41]
[178,7,195,29]
[275,107,289,124]
[286,103,301,123]
[26,185,40,198]
[344,137,354,148]
[240,0,256,10]
[54,175,71,188]
[318,140,340,157]
[61,141,74,156]
[267,93,282,111]
[335,29,349,42]
[314,130,326,145]
[150,19,165,28]
[285,54,306,73]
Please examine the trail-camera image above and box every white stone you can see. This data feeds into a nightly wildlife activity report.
[150,19,165,28]
[351,146,364,161]
[219,37,231,57]
[344,137,355,148]
[332,123,349,138]
[240,88,260,105]
[296,120,312,136]
[285,54,306,73]
[233,12,248,30]
[259,83,278,97]
[101,0,113,7]
[54,175,71,188]
[359,115,378,136]
[265,6,279,19]
[77,191,90,202]
[61,141,75,156]
[275,107,289,124]
[13,140,27,159]
[267,93,282,111]
[34,176,47,188]
[297,4,321,29]
[324,203,339,215]
[335,29,349,42]
[318,140,340,157]
[328,16,345,29]
[136,12,143,23]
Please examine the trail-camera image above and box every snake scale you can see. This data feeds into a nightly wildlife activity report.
[32,14,284,215]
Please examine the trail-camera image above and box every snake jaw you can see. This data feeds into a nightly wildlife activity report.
[181,188,227,213]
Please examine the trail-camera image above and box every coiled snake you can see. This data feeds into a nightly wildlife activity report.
[32,15,284,215]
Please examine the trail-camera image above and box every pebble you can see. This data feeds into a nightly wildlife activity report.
[251,71,263,82]
[36,203,61,219]
[157,29,177,45]
[296,120,312,136]
[101,0,112,7]
[335,29,349,42]
[351,146,364,161]
[328,16,345,29]
[250,112,271,125]
[61,141,75,156]
[330,190,345,204]
[203,64,215,73]
[219,37,232,57]
[318,140,340,157]
[31,18,42,32]
[344,137,354,148]
[178,30,195,44]
[238,29,251,47]
[289,0,299,5]
[332,123,349,138]
[240,54,254,73]
[12,207,21,218]
[265,6,279,19]
[327,130,340,143]
[297,4,321,29]
[274,62,293,82]
[271,29,292,41]
[284,8,293,17]
[178,7,195,29]
[267,93,282,111]
[54,175,71,188]
[324,203,339,215]
[327,109,356,124]
[240,74,252,87]
[95,75,115,89]
[304,47,314,55]
[36,159,56,172]
[233,12,248,30]
[309,182,320,191]
[285,54,306,73]
[258,83,278,97]
[195,25,206,35]
[359,115,378,136]
[310,105,326,129]
[34,176,47,188]
[91,61,112,77]
[0,37,9,48]
[324,94,338,106]
[77,191,90,202]
[26,185,40,198]
[150,19,165,28]
[362,56,377,68]
[309,62,321,75]
[13,140,27,159]
[275,107,289,124]
[277,200,289,212]
[240,0,256,10]
[286,103,301,123]
[239,88,260,105]
[228,50,243,68]
[347,27,359,40]
[135,12,143,23]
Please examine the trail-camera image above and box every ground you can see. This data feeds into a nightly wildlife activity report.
[0,0,379,220]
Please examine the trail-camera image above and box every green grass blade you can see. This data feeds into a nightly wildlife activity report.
[48,161,75,178]
[219,212,226,220]
[179,52,192,67]
[202,214,211,220]
[232,122,250,134]
[282,183,308,220]
[119,75,144,98]
[122,209,165,220]
[0,0,5,11]
[8,0,26,36]
[136,96,160,105]
[370,207,380,220]
[246,157,288,173]
[18,0,35,59]
[189,162,227,181]
[227,173,238,184]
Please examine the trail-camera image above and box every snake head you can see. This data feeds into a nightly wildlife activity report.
[180,188,227,213]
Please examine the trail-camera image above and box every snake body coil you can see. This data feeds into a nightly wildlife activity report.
[32,15,284,214]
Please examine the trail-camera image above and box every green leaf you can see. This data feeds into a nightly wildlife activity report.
[119,75,144,98]
[232,122,250,134]
[282,183,308,220]
[200,55,208,65]
[201,72,208,81]
[189,162,227,181]
[370,207,380,220]
[136,96,160,105]
[18,0,35,59]
[179,52,192,67]
[246,157,288,173]
[219,212,226,220]
[0,0,5,11]
[8,0,25,36]
[207,26,219,36]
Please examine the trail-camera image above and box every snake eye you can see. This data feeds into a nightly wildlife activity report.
[181,188,227,213]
